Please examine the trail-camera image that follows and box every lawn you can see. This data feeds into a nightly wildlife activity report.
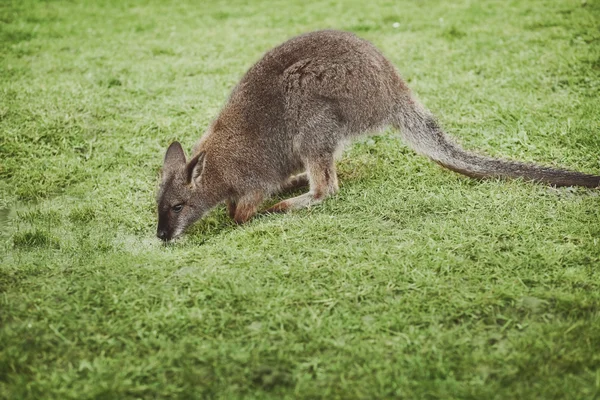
[1,0,600,398]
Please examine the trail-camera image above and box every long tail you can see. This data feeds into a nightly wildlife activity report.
[394,100,600,188]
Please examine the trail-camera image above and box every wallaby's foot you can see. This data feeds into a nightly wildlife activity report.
[226,199,237,219]
[233,191,264,224]
[280,173,309,193]
[267,159,338,213]
[267,192,323,213]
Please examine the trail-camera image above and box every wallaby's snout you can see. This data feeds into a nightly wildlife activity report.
[156,204,177,241]
[156,201,183,242]
[156,228,169,242]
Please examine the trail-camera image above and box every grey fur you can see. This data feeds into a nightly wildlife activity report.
[156,30,599,241]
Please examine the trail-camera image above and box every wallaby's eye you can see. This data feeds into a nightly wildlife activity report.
[172,204,184,213]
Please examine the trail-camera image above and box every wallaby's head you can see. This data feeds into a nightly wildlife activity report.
[156,141,211,241]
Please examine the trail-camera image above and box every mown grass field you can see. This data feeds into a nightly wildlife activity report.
[1,0,600,398]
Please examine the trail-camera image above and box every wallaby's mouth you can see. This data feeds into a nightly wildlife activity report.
[157,229,171,241]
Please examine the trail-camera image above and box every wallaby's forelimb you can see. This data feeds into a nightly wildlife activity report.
[233,191,264,224]
[280,173,310,193]
[226,199,237,219]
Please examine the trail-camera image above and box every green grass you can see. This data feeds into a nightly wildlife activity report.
[1,0,600,398]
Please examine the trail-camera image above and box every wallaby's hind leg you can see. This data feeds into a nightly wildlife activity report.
[233,191,264,224]
[267,158,338,213]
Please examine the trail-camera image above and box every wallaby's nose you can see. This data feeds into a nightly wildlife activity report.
[157,230,169,241]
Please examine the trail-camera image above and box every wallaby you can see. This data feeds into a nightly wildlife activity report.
[156,30,599,241]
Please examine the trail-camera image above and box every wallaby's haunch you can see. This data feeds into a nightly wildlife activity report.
[156,30,599,241]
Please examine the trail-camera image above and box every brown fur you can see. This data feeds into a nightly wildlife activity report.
[156,30,599,241]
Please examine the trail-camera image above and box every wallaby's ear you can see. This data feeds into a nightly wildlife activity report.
[186,151,206,184]
[162,141,186,177]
